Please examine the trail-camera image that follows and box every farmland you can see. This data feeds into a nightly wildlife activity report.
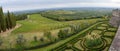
[41,9,111,21]
[0,9,118,51]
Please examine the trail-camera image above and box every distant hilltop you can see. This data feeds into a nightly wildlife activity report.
[109,9,120,27]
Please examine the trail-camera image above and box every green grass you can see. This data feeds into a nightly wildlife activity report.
[97,26,106,30]
[101,24,108,27]
[65,49,73,51]
[12,14,103,34]
[12,14,68,34]
[104,32,115,36]
[108,28,117,31]
[104,38,112,44]
[91,30,102,35]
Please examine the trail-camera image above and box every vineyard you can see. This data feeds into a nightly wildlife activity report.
[41,10,111,21]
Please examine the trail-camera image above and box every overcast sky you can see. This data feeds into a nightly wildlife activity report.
[1,0,120,12]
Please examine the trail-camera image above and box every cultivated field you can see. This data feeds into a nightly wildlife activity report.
[0,10,117,51]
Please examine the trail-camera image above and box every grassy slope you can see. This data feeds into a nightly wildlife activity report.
[29,22,102,51]
[12,14,104,34]
[12,14,68,34]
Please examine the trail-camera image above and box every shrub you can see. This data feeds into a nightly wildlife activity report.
[16,34,26,50]
[33,36,37,42]
[85,38,102,47]
[85,33,102,47]
[44,31,54,42]
[39,37,44,42]
[58,29,69,39]
[70,24,81,33]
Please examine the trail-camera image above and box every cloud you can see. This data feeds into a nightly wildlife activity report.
[0,0,120,12]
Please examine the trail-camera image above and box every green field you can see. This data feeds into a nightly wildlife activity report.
[0,1,118,51]
[0,13,117,51]
[12,14,103,34]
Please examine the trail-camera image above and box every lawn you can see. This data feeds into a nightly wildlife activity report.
[108,28,117,31]
[97,26,106,30]
[91,30,102,35]
[101,24,108,27]
[104,32,115,36]
[12,14,68,34]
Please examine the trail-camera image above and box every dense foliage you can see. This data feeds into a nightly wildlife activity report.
[15,14,27,21]
[0,7,16,33]
[41,10,111,21]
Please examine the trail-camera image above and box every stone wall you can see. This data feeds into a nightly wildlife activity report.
[109,9,120,27]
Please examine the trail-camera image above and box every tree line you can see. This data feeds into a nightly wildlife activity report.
[0,7,16,33]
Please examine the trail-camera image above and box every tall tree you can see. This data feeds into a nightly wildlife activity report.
[6,11,16,29]
[0,7,16,33]
[7,11,12,28]
[5,15,10,29]
[11,13,16,27]
[0,7,6,32]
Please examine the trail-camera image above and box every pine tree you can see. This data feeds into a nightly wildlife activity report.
[0,7,6,32]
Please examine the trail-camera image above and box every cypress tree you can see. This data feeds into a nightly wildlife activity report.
[7,11,12,29]
[5,11,16,30]
[11,13,16,27]
[0,7,6,32]
[5,15,10,29]
[0,7,16,33]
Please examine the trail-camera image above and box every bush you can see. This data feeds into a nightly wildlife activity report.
[33,36,37,42]
[85,33,103,48]
[70,24,81,33]
[39,37,44,42]
[85,38,102,47]
[44,32,51,38]
[58,29,69,39]
[44,31,53,41]
[16,34,26,50]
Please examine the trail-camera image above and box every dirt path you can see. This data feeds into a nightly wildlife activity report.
[0,24,21,37]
